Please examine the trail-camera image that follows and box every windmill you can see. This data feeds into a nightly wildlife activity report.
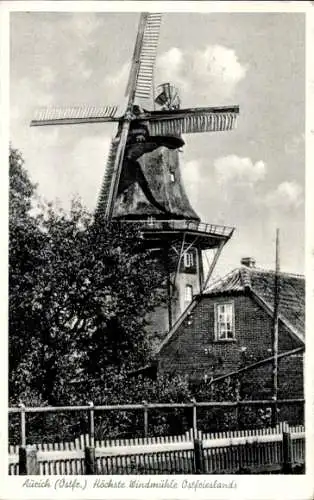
[31,12,239,335]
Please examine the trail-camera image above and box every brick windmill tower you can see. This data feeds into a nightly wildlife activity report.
[31,13,239,337]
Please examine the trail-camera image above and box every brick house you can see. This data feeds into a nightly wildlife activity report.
[151,258,305,400]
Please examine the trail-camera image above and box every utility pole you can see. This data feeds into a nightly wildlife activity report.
[272,228,280,426]
[164,246,173,330]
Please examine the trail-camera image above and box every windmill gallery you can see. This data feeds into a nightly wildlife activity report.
[9,12,305,475]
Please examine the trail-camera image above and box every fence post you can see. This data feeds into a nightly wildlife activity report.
[194,438,204,474]
[88,402,95,447]
[85,402,95,474]
[18,403,26,447]
[271,397,278,427]
[19,445,39,475]
[191,398,198,436]
[235,379,240,428]
[85,446,96,475]
[282,422,292,474]
[143,401,148,437]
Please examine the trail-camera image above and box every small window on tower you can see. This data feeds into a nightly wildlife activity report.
[185,285,193,303]
[170,172,175,182]
[184,251,194,268]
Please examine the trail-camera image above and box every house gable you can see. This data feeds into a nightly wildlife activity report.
[157,291,300,381]
[204,267,305,343]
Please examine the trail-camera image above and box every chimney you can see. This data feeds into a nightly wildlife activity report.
[241,257,256,268]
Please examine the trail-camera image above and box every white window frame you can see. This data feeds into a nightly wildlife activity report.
[215,302,235,341]
[184,251,194,268]
[184,284,193,303]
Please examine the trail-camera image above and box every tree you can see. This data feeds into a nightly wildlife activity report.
[9,146,45,399]
[9,147,166,406]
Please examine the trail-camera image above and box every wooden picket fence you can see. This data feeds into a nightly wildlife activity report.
[8,422,305,475]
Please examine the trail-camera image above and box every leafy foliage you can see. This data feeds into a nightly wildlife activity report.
[9,147,44,396]
[9,147,166,406]
[64,371,193,441]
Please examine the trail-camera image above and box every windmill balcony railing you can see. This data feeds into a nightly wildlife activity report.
[118,219,234,238]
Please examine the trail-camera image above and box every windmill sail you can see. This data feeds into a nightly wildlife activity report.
[147,106,239,136]
[102,13,163,220]
[125,13,162,102]
[96,139,119,216]
[103,121,131,220]
[30,105,119,127]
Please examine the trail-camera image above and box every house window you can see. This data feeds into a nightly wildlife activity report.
[184,251,194,268]
[185,284,193,303]
[215,303,235,340]
[170,172,175,182]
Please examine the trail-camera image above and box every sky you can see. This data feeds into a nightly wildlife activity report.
[10,11,305,277]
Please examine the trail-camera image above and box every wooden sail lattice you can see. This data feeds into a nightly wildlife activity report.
[126,13,162,101]
[134,13,162,100]
[31,105,118,127]
[96,140,119,216]
[148,108,239,136]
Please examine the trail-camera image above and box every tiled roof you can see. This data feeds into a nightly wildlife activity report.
[204,267,305,341]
